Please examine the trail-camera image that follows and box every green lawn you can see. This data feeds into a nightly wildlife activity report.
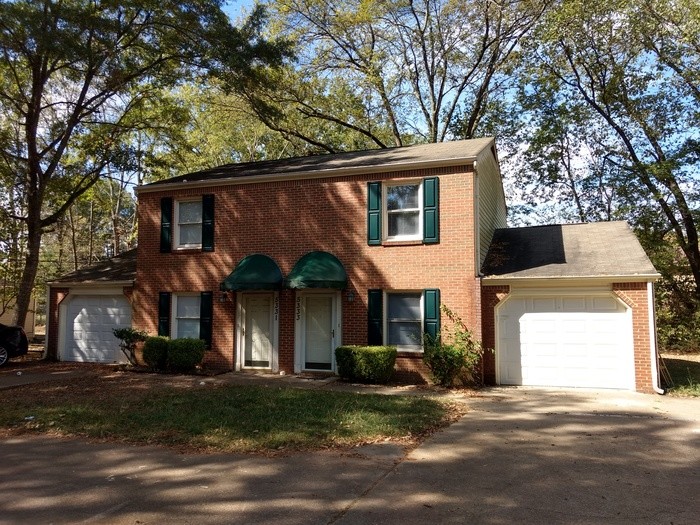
[662,355,700,397]
[0,383,462,453]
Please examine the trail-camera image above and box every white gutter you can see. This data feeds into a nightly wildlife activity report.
[648,281,665,395]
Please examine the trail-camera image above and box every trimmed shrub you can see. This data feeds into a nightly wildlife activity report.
[112,328,147,366]
[167,338,206,372]
[142,336,169,371]
[335,345,397,384]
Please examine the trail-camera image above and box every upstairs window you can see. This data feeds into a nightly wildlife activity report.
[367,178,439,245]
[160,195,214,252]
[386,183,421,240]
[175,200,203,248]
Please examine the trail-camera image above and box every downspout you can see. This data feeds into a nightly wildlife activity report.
[648,281,665,394]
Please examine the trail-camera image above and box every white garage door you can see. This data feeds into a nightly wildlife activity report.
[497,293,634,389]
[64,295,132,363]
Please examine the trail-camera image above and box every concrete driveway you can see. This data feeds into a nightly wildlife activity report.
[1,387,698,525]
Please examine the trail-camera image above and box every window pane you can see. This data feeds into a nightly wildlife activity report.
[176,319,200,339]
[387,185,419,211]
[388,293,421,319]
[179,224,202,245]
[179,201,202,223]
[387,321,422,346]
[176,296,200,318]
[388,211,419,237]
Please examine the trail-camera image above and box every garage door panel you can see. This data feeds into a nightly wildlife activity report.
[63,295,131,363]
[497,294,634,390]
[562,297,586,311]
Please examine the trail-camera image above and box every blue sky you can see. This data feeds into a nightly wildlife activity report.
[223,0,256,21]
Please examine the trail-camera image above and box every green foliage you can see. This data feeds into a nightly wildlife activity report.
[112,328,148,366]
[142,336,170,371]
[508,0,700,311]
[167,338,206,372]
[423,305,486,387]
[663,356,700,397]
[335,346,397,384]
[0,0,290,328]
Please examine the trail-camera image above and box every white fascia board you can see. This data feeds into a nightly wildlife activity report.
[48,281,134,289]
[481,274,661,287]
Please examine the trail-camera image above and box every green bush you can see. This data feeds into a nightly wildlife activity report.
[167,338,206,372]
[142,336,169,371]
[112,327,148,366]
[423,305,486,387]
[335,345,397,384]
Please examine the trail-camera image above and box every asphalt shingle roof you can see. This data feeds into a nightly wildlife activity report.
[48,249,136,284]
[140,138,495,188]
[481,221,659,280]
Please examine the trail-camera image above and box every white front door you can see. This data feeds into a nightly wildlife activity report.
[296,292,340,372]
[238,293,278,370]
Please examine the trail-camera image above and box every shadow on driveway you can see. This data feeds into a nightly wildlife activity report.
[0,378,698,524]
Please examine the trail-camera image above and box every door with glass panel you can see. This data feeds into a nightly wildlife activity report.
[242,294,274,368]
[303,294,335,370]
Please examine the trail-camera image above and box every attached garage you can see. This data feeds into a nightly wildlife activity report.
[481,222,662,393]
[61,294,132,363]
[46,250,136,363]
[496,292,634,389]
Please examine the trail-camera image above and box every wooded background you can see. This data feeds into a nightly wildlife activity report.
[1,0,697,351]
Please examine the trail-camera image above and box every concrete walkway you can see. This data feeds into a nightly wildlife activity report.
[0,372,698,524]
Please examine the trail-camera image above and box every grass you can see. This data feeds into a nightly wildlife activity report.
[662,355,700,397]
[0,381,462,453]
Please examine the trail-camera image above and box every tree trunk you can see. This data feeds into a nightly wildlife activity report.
[13,220,42,329]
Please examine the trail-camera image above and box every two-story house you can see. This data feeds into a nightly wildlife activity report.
[46,138,662,392]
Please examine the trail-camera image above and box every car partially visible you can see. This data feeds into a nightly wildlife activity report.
[0,323,29,366]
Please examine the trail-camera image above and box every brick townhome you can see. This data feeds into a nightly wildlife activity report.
[46,138,663,392]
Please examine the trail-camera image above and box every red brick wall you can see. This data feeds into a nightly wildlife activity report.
[134,166,481,373]
[613,282,656,393]
[480,285,510,385]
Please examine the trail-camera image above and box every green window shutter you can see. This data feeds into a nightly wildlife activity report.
[423,177,439,244]
[367,182,382,245]
[199,291,213,349]
[160,197,173,253]
[367,289,383,345]
[202,194,215,252]
[423,288,440,340]
[158,292,171,337]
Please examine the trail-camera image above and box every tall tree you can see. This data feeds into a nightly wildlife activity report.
[515,0,699,300]
[244,0,549,151]
[0,0,286,327]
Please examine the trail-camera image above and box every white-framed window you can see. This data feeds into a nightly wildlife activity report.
[384,182,422,241]
[173,294,200,339]
[174,199,203,248]
[386,291,423,350]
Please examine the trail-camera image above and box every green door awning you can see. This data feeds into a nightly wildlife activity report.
[286,251,348,289]
[220,254,284,291]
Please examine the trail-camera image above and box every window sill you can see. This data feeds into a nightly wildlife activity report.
[173,247,202,253]
[396,350,424,358]
[382,239,423,247]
